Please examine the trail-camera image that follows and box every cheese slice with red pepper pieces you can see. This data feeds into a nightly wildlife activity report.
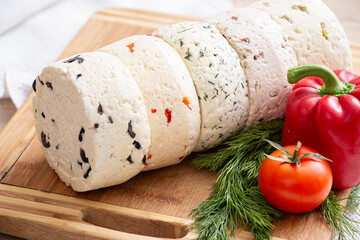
[32,52,150,191]
[251,0,353,71]
[98,35,201,170]
[206,8,298,129]
[153,21,249,151]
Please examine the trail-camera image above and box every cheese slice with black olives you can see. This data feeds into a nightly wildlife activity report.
[99,35,201,170]
[207,8,298,128]
[153,21,249,151]
[251,0,353,71]
[32,52,150,192]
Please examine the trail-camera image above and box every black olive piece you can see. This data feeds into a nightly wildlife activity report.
[127,120,136,138]
[46,82,53,90]
[76,74,82,79]
[83,166,92,179]
[133,141,141,150]
[41,132,50,148]
[78,127,85,142]
[41,112,45,119]
[127,155,133,164]
[94,123,99,129]
[77,160,83,168]
[32,79,36,92]
[80,148,89,163]
[38,77,44,85]
[98,104,103,115]
[51,119,55,123]
[63,55,84,64]
[142,155,146,164]
[108,116,113,123]
[56,144,60,150]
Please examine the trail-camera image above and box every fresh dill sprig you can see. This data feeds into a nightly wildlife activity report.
[190,119,285,239]
[320,190,360,240]
[348,183,360,211]
[191,118,360,240]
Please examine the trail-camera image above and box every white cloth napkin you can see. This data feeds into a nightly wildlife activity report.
[0,0,234,108]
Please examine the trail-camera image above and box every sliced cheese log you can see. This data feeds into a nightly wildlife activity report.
[251,0,352,71]
[206,8,298,128]
[99,35,201,170]
[153,21,249,151]
[32,52,150,192]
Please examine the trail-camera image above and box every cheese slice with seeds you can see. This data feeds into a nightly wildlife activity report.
[207,8,298,128]
[251,0,352,71]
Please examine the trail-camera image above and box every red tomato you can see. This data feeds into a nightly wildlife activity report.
[258,144,333,213]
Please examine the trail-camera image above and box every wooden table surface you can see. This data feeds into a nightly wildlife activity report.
[0,1,358,239]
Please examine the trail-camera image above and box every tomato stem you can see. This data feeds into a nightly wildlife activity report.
[291,142,302,167]
[264,140,332,166]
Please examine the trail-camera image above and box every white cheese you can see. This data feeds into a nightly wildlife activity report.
[207,8,298,128]
[251,0,353,71]
[99,35,201,170]
[153,21,249,151]
[32,52,150,192]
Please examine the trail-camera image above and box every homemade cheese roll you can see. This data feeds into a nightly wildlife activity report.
[251,0,352,71]
[32,52,150,192]
[153,22,249,152]
[99,35,201,170]
[207,8,298,129]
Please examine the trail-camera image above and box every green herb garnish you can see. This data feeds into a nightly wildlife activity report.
[191,119,285,239]
[291,5,309,13]
[321,22,329,40]
[348,183,360,211]
[190,119,360,239]
[280,15,293,23]
[320,190,360,240]
[185,48,192,60]
[198,51,205,59]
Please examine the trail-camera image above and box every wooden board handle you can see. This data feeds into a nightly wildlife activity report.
[0,184,197,240]
[81,207,189,238]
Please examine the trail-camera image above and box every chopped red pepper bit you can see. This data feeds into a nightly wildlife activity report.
[151,109,157,113]
[127,43,135,53]
[182,97,192,110]
[184,145,187,150]
[179,156,184,161]
[165,109,172,124]
[147,154,152,160]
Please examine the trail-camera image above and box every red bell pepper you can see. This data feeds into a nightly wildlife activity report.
[282,64,360,189]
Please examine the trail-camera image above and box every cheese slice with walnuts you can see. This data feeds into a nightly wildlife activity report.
[153,21,249,151]
[32,52,150,192]
[99,35,201,170]
[207,8,298,129]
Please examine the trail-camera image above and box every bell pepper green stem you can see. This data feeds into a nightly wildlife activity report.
[287,64,355,96]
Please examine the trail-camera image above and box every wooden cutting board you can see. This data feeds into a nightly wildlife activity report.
[0,8,359,240]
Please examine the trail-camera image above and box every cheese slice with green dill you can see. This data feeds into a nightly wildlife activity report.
[251,0,353,71]
[207,8,298,129]
[153,21,249,151]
